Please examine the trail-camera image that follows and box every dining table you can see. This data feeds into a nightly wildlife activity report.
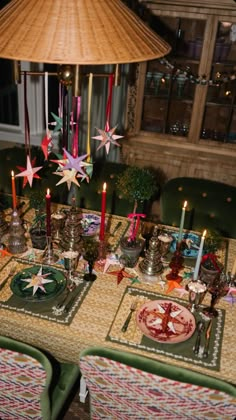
[0,197,235,398]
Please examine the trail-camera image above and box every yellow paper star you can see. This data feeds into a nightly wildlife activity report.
[53,167,83,190]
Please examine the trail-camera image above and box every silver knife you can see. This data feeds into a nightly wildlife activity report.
[203,319,213,358]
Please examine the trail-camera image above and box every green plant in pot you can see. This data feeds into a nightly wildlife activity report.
[116,166,159,266]
[28,190,47,250]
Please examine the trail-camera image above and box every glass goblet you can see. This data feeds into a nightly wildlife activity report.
[82,241,99,282]
[203,273,230,318]
[140,221,154,253]
[62,250,79,284]
[187,280,207,313]
[51,210,66,241]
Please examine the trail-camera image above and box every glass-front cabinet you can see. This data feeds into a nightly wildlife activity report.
[126,1,236,146]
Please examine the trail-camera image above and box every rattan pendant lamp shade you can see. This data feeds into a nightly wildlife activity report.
[0,0,170,64]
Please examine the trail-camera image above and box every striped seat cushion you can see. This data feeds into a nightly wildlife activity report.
[80,355,236,419]
[0,348,46,419]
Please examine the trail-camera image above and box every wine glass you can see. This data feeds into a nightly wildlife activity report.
[140,221,154,253]
[62,250,79,286]
[203,272,230,318]
[82,240,99,282]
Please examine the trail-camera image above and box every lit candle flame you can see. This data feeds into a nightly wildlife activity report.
[103,182,107,192]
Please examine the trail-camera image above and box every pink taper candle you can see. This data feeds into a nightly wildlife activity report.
[177,200,187,243]
[46,188,51,237]
[11,171,17,209]
[99,182,107,241]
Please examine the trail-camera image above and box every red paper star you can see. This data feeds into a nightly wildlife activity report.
[16,155,42,188]
[0,249,12,257]
[92,125,123,155]
[109,268,134,285]
[41,131,53,160]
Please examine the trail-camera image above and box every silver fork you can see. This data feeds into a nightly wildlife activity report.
[121,301,138,332]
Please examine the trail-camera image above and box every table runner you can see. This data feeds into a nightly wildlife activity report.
[107,286,225,372]
[0,257,91,325]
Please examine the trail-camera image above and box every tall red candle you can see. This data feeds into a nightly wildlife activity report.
[11,171,17,209]
[46,188,51,237]
[99,182,107,241]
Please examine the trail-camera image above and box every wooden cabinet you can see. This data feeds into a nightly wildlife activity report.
[122,0,236,187]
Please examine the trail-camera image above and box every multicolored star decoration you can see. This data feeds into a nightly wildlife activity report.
[51,149,93,190]
[16,155,42,188]
[20,266,54,296]
[92,125,123,155]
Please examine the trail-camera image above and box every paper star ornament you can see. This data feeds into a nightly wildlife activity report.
[109,268,134,285]
[16,155,42,188]
[20,266,54,295]
[92,125,123,155]
[49,112,63,133]
[53,166,83,190]
[166,279,183,294]
[41,132,53,160]
[62,148,88,176]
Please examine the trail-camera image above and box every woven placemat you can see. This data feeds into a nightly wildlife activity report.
[0,257,91,325]
[107,286,225,372]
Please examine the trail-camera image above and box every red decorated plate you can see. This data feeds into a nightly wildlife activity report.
[136,300,196,344]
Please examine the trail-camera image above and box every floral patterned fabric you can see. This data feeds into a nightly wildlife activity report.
[0,348,46,419]
[80,354,236,419]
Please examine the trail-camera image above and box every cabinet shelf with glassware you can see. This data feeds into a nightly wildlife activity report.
[123,1,236,186]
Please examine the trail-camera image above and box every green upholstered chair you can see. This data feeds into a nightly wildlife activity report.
[79,346,236,419]
[0,335,80,420]
[160,177,236,238]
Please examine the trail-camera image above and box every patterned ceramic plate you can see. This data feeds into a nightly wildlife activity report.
[170,232,201,258]
[10,265,66,302]
[81,213,101,236]
[136,299,196,344]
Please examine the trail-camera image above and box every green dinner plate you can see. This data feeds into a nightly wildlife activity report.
[10,265,66,302]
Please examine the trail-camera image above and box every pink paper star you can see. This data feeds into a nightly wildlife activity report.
[16,155,42,187]
[92,125,123,155]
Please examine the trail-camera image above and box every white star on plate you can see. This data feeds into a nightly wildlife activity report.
[21,266,54,296]
[92,125,123,155]
[15,155,42,187]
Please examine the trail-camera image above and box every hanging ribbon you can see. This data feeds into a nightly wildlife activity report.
[41,72,52,160]
[71,96,81,157]
[105,74,114,132]
[87,73,93,158]
[24,71,30,157]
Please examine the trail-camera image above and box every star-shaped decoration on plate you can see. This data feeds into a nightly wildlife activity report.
[20,266,54,296]
[92,125,123,155]
[16,155,42,188]
[53,166,83,190]
[108,267,134,285]
[147,302,184,334]
[62,148,88,176]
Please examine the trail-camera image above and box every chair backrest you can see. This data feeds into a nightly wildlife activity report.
[0,335,52,420]
[80,346,236,419]
[160,177,236,238]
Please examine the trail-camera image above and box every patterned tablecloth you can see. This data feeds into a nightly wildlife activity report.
[0,204,235,386]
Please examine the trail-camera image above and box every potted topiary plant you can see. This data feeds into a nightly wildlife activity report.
[28,190,47,250]
[200,252,223,286]
[116,166,159,266]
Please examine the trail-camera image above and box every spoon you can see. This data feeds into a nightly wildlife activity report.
[194,321,205,354]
